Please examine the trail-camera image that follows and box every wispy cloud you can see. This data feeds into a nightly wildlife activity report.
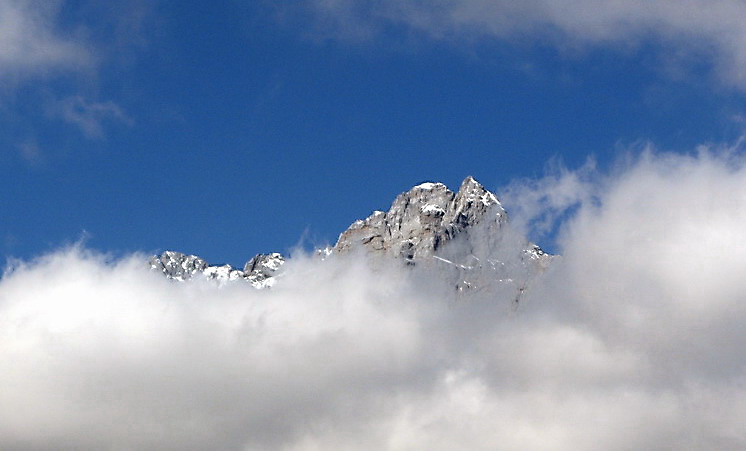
[16,140,44,165]
[48,95,133,139]
[0,1,152,149]
[300,0,746,90]
[500,156,599,241]
[0,0,92,83]
[3,148,746,448]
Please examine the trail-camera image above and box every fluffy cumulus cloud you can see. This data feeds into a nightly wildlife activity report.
[4,149,746,449]
[302,0,746,89]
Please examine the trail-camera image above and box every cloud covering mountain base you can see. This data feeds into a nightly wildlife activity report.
[3,150,746,450]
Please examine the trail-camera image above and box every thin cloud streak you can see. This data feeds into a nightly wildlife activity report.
[48,95,133,139]
[301,0,746,89]
[2,149,746,449]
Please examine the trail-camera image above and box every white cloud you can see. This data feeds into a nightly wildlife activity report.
[500,156,598,241]
[302,0,746,89]
[0,0,92,82]
[0,1,152,148]
[4,149,746,448]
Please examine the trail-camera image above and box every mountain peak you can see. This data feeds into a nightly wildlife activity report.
[457,176,500,207]
[150,251,284,288]
[333,177,507,261]
[460,175,480,188]
[151,177,550,295]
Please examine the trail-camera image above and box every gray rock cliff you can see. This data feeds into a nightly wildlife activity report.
[333,176,550,294]
[334,176,507,261]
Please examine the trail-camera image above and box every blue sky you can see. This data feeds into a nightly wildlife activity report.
[3,0,746,266]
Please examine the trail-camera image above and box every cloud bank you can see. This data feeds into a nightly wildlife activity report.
[301,0,746,89]
[3,149,746,449]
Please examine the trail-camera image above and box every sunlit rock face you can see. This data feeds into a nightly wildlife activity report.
[334,176,551,295]
[334,176,507,261]
[150,176,551,293]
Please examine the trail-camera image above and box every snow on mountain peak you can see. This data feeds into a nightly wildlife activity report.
[149,251,285,288]
[150,177,550,295]
[413,182,445,190]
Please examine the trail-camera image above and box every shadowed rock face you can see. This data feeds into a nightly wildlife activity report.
[334,176,507,262]
[149,251,284,288]
[243,253,284,288]
[148,251,209,281]
[150,176,551,292]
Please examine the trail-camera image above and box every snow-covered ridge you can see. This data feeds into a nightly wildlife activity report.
[150,176,551,291]
[149,251,284,288]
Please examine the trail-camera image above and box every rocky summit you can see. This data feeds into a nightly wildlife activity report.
[150,176,551,293]
[335,176,507,260]
[149,251,284,288]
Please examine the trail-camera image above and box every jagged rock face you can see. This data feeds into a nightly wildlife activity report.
[334,176,552,296]
[244,253,284,288]
[334,176,507,262]
[149,251,209,281]
[149,251,284,288]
